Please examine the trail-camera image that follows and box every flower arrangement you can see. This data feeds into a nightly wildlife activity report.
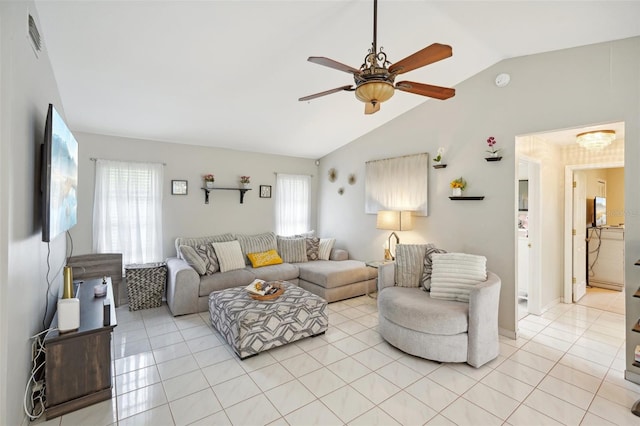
[486,136,500,155]
[450,177,467,190]
[433,147,445,163]
[240,176,251,184]
[203,174,215,182]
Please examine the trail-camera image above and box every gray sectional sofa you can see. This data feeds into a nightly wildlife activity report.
[166,232,377,316]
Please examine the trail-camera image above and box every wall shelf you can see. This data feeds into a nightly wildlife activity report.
[433,164,447,169]
[201,187,251,204]
[449,196,485,200]
[485,157,502,162]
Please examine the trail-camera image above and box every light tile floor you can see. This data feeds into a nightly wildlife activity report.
[37,293,640,425]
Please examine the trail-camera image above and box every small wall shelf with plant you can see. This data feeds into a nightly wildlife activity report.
[449,177,484,200]
[433,147,447,169]
[485,136,502,161]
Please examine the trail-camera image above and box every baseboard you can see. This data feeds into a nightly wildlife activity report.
[499,327,516,340]
[626,369,640,386]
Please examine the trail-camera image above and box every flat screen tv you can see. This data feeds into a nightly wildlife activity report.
[42,104,78,242]
[594,196,606,227]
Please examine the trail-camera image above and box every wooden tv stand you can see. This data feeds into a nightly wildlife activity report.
[44,277,117,419]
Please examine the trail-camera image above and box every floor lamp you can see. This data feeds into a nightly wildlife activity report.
[376,210,413,260]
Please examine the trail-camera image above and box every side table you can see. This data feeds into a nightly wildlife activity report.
[365,260,394,298]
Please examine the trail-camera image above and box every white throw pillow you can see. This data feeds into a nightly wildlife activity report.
[211,240,246,273]
[318,238,335,260]
[430,253,487,302]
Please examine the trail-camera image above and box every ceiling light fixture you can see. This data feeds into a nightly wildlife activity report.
[576,130,616,150]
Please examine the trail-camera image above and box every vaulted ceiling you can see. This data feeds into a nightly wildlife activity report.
[35,1,640,159]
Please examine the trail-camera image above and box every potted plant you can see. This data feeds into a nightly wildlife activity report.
[240,176,251,188]
[433,147,446,168]
[203,174,215,188]
[485,136,502,161]
[450,177,466,197]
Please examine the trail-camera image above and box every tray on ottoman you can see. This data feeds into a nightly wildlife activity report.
[209,282,328,359]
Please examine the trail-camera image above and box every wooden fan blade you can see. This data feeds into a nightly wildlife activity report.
[298,85,354,102]
[365,102,380,114]
[389,43,452,75]
[395,81,455,100]
[308,57,360,74]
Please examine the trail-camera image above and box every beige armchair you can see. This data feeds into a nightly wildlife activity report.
[377,249,501,368]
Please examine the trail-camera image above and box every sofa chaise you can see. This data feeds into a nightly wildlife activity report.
[166,232,377,316]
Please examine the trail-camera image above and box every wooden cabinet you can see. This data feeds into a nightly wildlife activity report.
[67,253,124,306]
[44,277,117,419]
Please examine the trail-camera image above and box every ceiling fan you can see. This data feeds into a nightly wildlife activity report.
[299,0,455,114]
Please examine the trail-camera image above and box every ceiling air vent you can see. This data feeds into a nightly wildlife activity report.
[28,14,42,57]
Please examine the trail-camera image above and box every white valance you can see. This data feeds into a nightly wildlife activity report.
[365,152,429,216]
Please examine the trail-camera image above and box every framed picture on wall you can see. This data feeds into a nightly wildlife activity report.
[172,180,188,195]
[259,185,272,198]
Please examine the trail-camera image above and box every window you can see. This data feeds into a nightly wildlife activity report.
[93,160,163,265]
[275,173,311,236]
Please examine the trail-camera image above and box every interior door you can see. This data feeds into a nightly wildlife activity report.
[572,171,587,302]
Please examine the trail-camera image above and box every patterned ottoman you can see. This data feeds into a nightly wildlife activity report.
[208,282,328,359]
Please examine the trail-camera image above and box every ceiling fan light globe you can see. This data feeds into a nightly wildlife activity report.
[355,81,395,104]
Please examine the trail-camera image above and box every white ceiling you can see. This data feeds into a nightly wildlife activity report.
[34,1,640,159]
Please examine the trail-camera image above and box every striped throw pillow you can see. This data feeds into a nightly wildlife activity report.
[395,244,430,288]
[277,237,307,263]
[430,253,487,302]
[318,238,335,260]
[236,232,278,264]
[211,240,247,273]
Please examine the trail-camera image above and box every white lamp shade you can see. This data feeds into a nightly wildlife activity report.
[376,210,413,231]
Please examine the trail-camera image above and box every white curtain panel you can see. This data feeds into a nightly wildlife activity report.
[276,173,311,236]
[93,159,164,265]
[365,152,429,216]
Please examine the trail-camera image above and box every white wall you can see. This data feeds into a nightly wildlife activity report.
[70,133,318,258]
[0,3,66,424]
[317,37,640,341]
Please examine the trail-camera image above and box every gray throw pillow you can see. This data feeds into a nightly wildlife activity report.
[236,232,278,264]
[306,237,320,261]
[277,237,307,263]
[179,245,207,275]
[395,244,429,288]
[421,244,448,291]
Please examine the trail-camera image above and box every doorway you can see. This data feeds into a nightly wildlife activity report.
[515,122,625,327]
[564,163,625,310]
[517,157,541,320]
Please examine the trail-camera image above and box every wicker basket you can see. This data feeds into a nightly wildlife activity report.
[125,262,167,311]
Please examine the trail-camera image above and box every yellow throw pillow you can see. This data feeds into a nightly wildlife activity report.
[247,249,283,268]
